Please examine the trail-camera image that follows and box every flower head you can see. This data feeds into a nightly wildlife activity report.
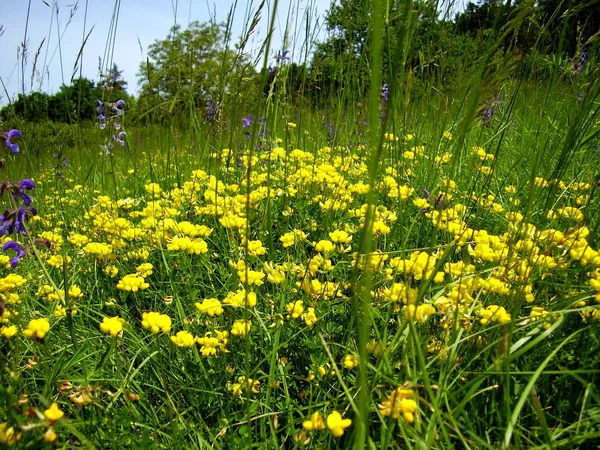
[170,331,195,347]
[141,312,171,334]
[276,49,290,63]
[23,318,50,340]
[231,319,252,336]
[381,84,389,102]
[242,115,253,129]
[99,316,125,337]
[2,241,26,268]
[44,403,64,423]
[113,99,126,115]
[326,411,352,437]
[2,129,23,153]
[115,132,127,146]
[303,412,326,431]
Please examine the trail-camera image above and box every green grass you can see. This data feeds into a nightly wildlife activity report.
[1,0,600,448]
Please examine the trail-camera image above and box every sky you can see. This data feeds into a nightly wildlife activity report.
[0,0,333,106]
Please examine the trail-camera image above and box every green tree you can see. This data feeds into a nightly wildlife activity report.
[137,21,240,121]
[309,0,448,101]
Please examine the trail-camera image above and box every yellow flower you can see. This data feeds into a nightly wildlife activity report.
[245,240,266,256]
[303,412,326,431]
[286,300,304,319]
[326,411,352,437]
[68,285,83,299]
[343,354,359,370]
[195,298,223,316]
[116,274,149,292]
[44,403,64,422]
[99,317,125,337]
[404,304,436,323]
[231,376,260,395]
[379,388,418,423]
[170,331,195,347]
[264,262,286,284]
[231,319,252,336]
[280,229,307,248]
[23,318,50,339]
[141,312,172,334]
[136,263,153,278]
[329,229,352,244]
[0,422,20,444]
[479,305,511,325]
[223,289,257,308]
[1,325,18,338]
[144,182,162,197]
[315,240,335,254]
[196,331,228,356]
[43,428,57,443]
[104,265,119,277]
[304,307,318,327]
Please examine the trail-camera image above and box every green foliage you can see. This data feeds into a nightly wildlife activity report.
[1,72,133,124]
[136,21,252,124]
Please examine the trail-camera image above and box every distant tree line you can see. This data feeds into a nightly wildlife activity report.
[1,0,597,124]
[0,64,133,123]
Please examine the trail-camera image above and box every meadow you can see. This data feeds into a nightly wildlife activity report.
[1,1,600,448]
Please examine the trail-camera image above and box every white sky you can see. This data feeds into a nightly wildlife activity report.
[0,0,333,106]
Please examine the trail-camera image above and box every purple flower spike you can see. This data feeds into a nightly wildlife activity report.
[95,99,104,113]
[242,115,253,129]
[423,188,431,198]
[3,129,23,153]
[113,100,126,115]
[3,240,26,268]
[116,132,127,146]
[381,84,389,102]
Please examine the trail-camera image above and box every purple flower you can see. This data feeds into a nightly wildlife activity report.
[276,50,290,63]
[268,66,276,76]
[2,129,23,153]
[571,50,586,76]
[95,99,104,113]
[435,193,444,207]
[242,115,253,129]
[0,204,36,236]
[3,240,26,268]
[423,188,430,198]
[113,100,126,115]
[381,84,389,102]
[206,102,219,123]
[115,132,127,146]
[15,179,35,206]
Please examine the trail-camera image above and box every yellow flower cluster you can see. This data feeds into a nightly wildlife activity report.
[23,318,50,339]
[379,387,418,423]
[302,411,352,437]
[100,317,125,337]
[141,312,171,334]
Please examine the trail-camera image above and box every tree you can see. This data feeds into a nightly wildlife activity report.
[137,21,239,120]
[309,0,448,101]
[102,63,128,92]
[537,0,600,54]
